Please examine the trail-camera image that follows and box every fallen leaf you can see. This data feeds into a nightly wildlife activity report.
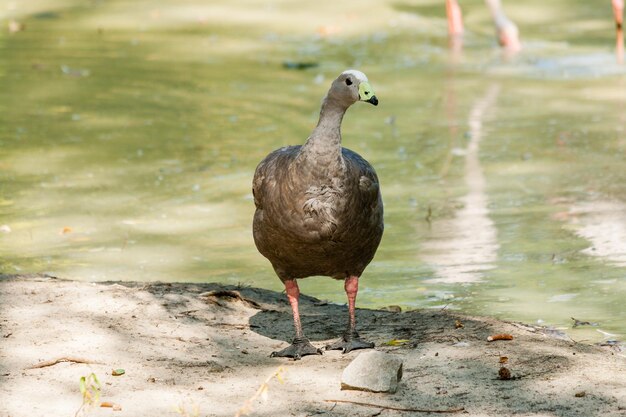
[383,339,410,346]
[100,402,122,411]
[487,334,513,342]
[111,369,125,376]
[455,320,464,329]
[61,227,72,235]
[575,391,586,398]
[499,356,508,364]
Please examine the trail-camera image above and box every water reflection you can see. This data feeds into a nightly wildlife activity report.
[421,84,500,284]
[569,200,626,267]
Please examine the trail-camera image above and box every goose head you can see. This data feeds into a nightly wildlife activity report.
[327,69,378,108]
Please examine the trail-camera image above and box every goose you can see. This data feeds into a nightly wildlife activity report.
[252,70,383,359]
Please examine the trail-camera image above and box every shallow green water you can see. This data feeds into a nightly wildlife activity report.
[1,0,625,342]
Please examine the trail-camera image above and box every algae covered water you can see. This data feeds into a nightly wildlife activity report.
[1,0,625,342]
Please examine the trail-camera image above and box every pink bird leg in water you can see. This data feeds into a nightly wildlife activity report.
[446,0,464,36]
[614,0,624,63]
[614,0,624,27]
[445,0,521,52]
[447,1,623,62]
[486,0,521,52]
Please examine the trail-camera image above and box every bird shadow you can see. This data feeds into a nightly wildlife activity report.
[245,288,353,343]
[244,286,440,347]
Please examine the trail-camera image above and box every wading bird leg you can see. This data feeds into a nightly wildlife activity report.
[446,0,465,37]
[613,0,624,63]
[485,0,522,52]
[614,0,624,28]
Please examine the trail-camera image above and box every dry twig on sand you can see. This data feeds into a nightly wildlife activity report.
[324,399,464,413]
[28,357,103,369]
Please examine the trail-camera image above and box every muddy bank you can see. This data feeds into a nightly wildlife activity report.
[0,274,624,417]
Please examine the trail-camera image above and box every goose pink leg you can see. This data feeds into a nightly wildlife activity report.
[270,279,322,360]
[325,276,374,353]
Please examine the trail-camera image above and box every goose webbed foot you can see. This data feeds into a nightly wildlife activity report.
[270,337,323,360]
[325,331,374,354]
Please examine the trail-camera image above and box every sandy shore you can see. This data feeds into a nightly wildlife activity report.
[0,274,624,417]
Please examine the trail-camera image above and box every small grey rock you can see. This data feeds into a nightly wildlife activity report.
[341,351,403,393]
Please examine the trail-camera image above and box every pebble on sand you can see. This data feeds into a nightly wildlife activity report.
[341,351,403,393]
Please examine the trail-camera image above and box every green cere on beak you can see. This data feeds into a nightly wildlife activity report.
[358,82,374,101]
[358,81,378,106]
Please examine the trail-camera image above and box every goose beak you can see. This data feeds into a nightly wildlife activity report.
[366,96,378,106]
[358,82,377,105]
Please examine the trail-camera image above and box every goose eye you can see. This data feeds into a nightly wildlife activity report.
[345,78,353,86]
